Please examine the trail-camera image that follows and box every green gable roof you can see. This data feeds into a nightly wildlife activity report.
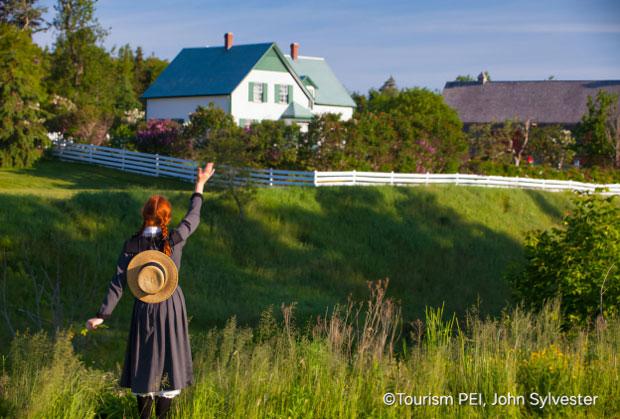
[254,48,289,72]
[142,43,274,99]
[286,56,356,107]
[280,102,314,120]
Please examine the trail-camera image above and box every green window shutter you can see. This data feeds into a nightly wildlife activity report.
[239,118,246,127]
[248,82,254,101]
[274,84,280,103]
[262,83,268,102]
[287,85,293,104]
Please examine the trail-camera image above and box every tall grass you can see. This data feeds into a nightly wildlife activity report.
[1,282,618,418]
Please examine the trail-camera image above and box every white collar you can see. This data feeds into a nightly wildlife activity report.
[143,226,162,236]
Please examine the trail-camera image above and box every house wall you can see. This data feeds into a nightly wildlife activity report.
[313,104,354,121]
[146,96,230,121]
[231,69,311,124]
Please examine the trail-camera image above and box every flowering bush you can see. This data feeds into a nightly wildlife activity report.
[135,119,182,154]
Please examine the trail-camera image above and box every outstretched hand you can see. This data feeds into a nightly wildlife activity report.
[86,317,104,331]
[195,162,215,193]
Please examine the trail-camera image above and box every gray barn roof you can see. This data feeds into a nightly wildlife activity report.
[442,80,620,125]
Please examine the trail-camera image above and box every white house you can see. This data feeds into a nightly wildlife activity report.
[141,33,356,131]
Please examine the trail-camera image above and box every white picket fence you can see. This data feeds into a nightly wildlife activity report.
[52,143,620,194]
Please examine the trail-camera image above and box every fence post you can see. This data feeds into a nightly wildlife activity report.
[269,168,273,187]
[425,172,429,186]
[88,144,94,163]
[568,180,573,192]
[390,171,394,186]
[455,173,459,186]
[352,170,356,186]
[155,154,160,177]
[121,149,125,171]
[313,170,317,187]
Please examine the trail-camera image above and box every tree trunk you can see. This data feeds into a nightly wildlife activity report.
[514,119,531,167]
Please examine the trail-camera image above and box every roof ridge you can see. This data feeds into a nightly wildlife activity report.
[284,54,325,61]
[183,42,275,50]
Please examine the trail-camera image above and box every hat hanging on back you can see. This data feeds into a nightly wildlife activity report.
[126,250,178,303]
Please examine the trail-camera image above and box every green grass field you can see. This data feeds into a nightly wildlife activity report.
[5,158,615,418]
[0,159,572,340]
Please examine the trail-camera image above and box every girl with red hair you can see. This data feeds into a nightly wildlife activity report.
[86,163,215,418]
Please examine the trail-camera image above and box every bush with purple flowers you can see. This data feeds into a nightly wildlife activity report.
[135,119,183,154]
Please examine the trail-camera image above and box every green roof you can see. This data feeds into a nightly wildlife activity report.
[141,42,352,109]
[280,102,314,120]
[286,56,356,107]
[142,43,274,99]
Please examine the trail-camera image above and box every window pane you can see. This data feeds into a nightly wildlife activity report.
[253,83,263,102]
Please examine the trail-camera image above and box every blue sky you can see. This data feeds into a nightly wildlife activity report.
[33,0,620,93]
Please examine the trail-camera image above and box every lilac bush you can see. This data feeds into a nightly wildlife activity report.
[136,119,182,154]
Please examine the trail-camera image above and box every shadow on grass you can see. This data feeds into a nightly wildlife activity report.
[195,186,524,329]
[1,181,542,369]
[524,189,567,219]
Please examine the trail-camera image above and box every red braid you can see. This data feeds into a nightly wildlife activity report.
[140,195,173,256]
[160,224,172,256]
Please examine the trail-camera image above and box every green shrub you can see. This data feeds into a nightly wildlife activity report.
[511,193,620,325]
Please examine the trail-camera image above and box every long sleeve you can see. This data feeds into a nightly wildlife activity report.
[96,243,132,319]
[175,192,203,243]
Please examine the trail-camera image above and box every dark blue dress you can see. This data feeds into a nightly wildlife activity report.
[96,192,203,393]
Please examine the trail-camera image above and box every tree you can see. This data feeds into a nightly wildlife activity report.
[455,74,475,82]
[0,24,48,167]
[529,125,575,169]
[46,0,115,144]
[347,111,398,171]
[467,122,513,164]
[366,88,466,172]
[379,76,397,95]
[575,90,620,167]
[510,118,532,167]
[184,105,254,218]
[301,113,349,170]
[0,0,47,33]
[134,50,168,96]
[512,193,620,325]
[244,120,300,169]
[467,119,536,167]
[114,44,140,112]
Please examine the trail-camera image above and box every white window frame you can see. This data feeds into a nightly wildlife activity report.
[278,84,289,104]
[253,83,263,103]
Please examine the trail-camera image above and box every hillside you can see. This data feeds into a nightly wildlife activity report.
[0,159,573,362]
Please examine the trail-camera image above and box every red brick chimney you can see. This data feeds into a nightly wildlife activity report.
[290,42,299,61]
[224,32,233,50]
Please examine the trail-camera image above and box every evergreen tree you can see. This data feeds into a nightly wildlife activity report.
[0,0,47,33]
[115,44,139,112]
[0,24,47,167]
[47,0,115,144]
[139,54,168,94]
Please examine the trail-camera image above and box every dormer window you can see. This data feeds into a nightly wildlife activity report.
[307,86,315,98]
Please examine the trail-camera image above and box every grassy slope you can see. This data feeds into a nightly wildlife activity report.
[0,159,573,365]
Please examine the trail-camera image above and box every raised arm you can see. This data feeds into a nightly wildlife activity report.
[175,162,215,242]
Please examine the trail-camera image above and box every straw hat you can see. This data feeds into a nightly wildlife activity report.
[126,250,178,303]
